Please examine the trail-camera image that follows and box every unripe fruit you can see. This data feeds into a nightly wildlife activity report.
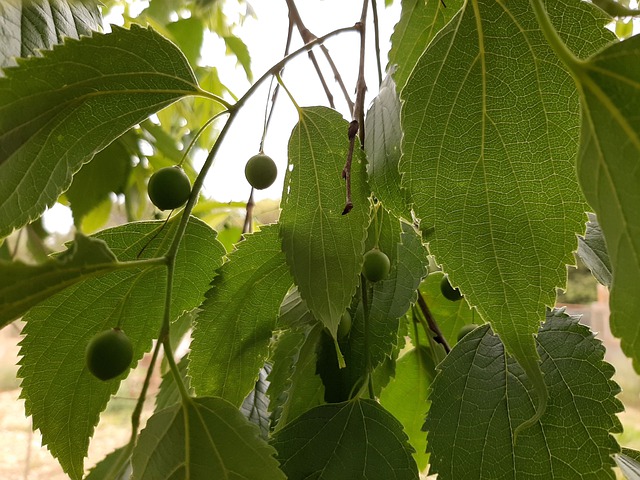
[147,166,191,210]
[85,328,134,381]
[457,324,478,342]
[362,248,390,283]
[245,153,277,190]
[440,276,462,301]
[337,311,352,338]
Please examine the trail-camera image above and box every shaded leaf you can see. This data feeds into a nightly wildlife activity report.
[425,309,623,479]
[132,396,285,480]
[364,73,409,218]
[155,356,193,413]
[280,107,370,337]
[573,34,640,372]
[0,0,102,69]
[190,225,293,405]
[400,0,614,421]
[272,398,418,480]
[17,217,223,479]
[577,213,612,287]
[0,24,200,237]
[240,364,271,440]
[388,0,463,90]
[85,446,130,480]
[379,347,433,471]
[0,233,118,328]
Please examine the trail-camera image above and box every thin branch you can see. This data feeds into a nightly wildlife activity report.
[285,0,354,112]
[361,274,375,399]
[341,121,358,215]
[417,290,451,354]
[371,0,383,86]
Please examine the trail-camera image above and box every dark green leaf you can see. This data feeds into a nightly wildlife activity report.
[132,397,286,480]
[190,225,293,405]
[0,24,200,237]
[364,74,409,218]
[84,446,130,480]
[577,213,612,287]
[17,217,223,479]
[272,398,418,480]
[0,233,118,328]
[425,310,623,479]
[280,107,370,338]
[574,34,640,373]
[0,0,102,69]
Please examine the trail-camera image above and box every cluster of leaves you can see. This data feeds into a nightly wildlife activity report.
[1,0,640,479]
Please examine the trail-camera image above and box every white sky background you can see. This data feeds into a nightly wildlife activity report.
[43,0,401,233]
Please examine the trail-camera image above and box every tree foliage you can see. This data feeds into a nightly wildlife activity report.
[0,0,638,478]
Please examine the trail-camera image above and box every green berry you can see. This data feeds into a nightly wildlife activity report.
[245,153,277,190]
[362,249,390,283]
[85,328,134,381]
[457,324,478,342]
[440,276,462,301]
[337,311,352,338]
[147,166,191,211]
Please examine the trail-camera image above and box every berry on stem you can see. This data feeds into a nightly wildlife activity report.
[245,153,277,190]
[337,311,352,338]
[440,276,463,301]
[457,324,478,342]
[362,248,390,283]
[147,166,191,211]
[85,328,134,381]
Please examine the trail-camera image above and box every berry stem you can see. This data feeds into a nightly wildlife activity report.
[361,273,376,399]
[417,290,451,354]
[370,0,383,87]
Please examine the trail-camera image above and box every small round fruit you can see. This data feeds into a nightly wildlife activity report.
[147,166,191,211]
[245,153,277,190]
[337,311,352,338]
[457,324,478,342]
[440,276,462,301]
[85,328,134,381]
[362,248,391,283]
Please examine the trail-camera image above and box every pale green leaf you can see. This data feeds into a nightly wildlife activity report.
[272,398,419,480]
[267,323,325,431]
[0,233,118,328]
[0,0,102,69]
[0,24,200,238]
[240,364,271,440]
[223,35,252,81]
[131,397,285,480]
[617,452,640,480]
[155,356,192,413]
[425,310,623,480]
[577,213,612,287]
[388,0,463,90]
[400,0,614,421]
[166,17,204,66]
[379,347,433,471]
[574,35,640,372]
[190,224,293,405]
[364,74,409,218]
[280,106,370,336]
[17,217,223,479]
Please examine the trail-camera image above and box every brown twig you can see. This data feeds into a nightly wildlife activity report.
[341,121,358,215]
[417,290,451,354]
[285,0,354,112]
[242,188,255,234]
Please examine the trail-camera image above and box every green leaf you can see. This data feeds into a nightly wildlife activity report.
[425,309,623,479]
[131,396,286,480]
[240,364,271,440]
[66,138,131,227]
[0,0,102,69]
[617,451,640,480]
[0,233,118,328]
[85,446,130,480]
[17,217,223,479]
[573,34,640,372]
[166,17,204,66]
[400,0,614,424]
[577,213,612,288]
[280,106,370,337]
[223,35,252,81]
[379,347,433,471]
[267,323,325,431]
[272,398,419,480]
[419,271,476,347]
[190,224,293,405]
[388,0,463,91]
[0,24,200,238]
[155,356,193,413]
[364,74,409,218]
